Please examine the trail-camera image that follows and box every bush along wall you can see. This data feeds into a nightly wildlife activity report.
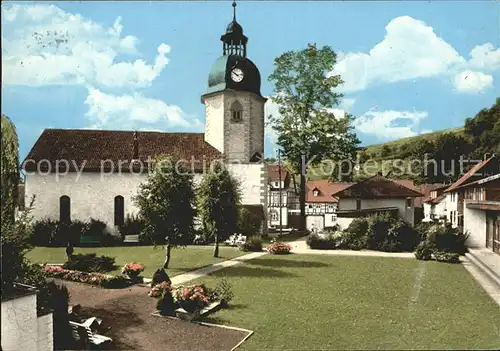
[415,223,468,264]
[337,214,420,252]
[30,218,118,247]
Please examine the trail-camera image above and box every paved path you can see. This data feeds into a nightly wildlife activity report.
[169,252,267,285]
[288,240,415,258]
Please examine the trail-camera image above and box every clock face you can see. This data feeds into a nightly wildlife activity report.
[231,68,244,82]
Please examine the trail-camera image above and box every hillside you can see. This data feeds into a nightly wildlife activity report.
[306,127,467,182]
[362,127,465,160]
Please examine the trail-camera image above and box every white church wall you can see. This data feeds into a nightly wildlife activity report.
[203,94,225,153]
[25,167,266,234]
[25,172,147,234]
[227,163,266,205]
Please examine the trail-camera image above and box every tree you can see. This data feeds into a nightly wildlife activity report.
[197,162,241,257]
[465,97,500,158]
[134,156,196,269]
[1,114,19,224]
[268,43,360,229]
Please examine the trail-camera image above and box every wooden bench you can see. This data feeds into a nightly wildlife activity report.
[70,321,112,348]
[80,236,101,245]
[123,234,139,243]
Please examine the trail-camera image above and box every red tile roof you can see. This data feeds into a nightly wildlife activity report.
[423,193,446,205]
[267,164,289,182]
[331,175,424,198]
[306,180,354,203]
[22,129,222,173]
[444,155,498,192]
[452,172,500,190]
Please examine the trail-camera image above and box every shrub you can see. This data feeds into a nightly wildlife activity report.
[118,214,145,238]
[214,277,234,305]
[239,236,263,252]
[434,251,460,264]
[388,219,420,252]
[427,224,469,254]
[341,218,369,250]
[63,253,116,273]
[366,213,395,251]
[415,241,435,261]
[267,242,292,255]
[31,219,112,247]
[84,218,107,237]
[30,219,59,246]
[306,233,338,250]
[415,222,434,242]
[237,208,261,236]
[46,281,73,349]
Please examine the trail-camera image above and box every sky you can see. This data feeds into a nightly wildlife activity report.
[2,1,500,161]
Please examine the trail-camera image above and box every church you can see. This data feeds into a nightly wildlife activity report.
[22,2,268,235]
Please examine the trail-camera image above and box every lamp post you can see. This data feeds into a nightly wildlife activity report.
[278,149,283,237]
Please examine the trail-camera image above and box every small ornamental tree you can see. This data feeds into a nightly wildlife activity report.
[134,156,196,269]
[197,161,241,257]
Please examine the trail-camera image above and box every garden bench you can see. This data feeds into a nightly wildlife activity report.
[123,234,139,243]
[224,234,247,246]
[80,236,101,245]
[70,321,112,348]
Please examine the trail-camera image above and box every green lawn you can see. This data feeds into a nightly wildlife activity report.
[195,254,500,350]
[27,245,244,278]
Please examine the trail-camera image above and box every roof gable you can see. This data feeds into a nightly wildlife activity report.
[332,175,423,198]
[445,155,499,192]
[306,180,354,203]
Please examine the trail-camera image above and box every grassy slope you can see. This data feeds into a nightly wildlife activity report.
[305,127,465,181]
[364,127,465,159]
[196,254,500,350]
[27,245,244,278]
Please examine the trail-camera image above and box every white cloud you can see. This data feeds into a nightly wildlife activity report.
[454,70,493,93]
[84,88,201,130]
[332,15,499,93]
[264,98,280,154]
[354,109,430,140]
[2,4,170,88]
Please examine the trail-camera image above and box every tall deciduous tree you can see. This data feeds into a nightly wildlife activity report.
[1,114,19,225]
[268,44,360,230]
[197,162,241,257]
[134,156,196,269]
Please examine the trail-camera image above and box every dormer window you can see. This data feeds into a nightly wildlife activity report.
[313,189,319,197]
[230,100,243,122]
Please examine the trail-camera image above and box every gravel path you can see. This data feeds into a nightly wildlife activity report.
[63,280,247,350]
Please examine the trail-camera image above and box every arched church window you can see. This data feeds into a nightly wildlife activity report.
[114,195,125,226]
[60,195,70,224]
[230,100,243,122]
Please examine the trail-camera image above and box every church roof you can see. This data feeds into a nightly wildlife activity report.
[22,129,222,173]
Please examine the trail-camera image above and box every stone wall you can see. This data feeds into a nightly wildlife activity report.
[1,291,53,351]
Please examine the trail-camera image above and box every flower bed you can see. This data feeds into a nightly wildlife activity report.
[149,280,227,320]
[121,262,145,280]
[43,265,130,288]
[267,242,292,255]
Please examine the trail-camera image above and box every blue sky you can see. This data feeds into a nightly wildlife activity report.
[2,1,499,160]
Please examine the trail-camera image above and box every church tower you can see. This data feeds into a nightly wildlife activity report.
[202,0,266,163]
